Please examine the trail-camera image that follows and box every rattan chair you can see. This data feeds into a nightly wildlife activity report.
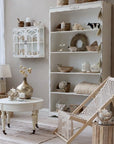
[55,77,114,144]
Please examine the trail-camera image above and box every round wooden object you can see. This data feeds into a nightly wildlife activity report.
[70,33,89,51]
[92,122,114,144]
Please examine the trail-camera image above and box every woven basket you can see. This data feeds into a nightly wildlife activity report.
[75,0,97,3]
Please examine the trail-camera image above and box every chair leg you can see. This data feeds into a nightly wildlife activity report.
[67,124,88,144]
[71,120,73,136]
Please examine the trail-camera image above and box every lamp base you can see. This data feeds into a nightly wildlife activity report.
[0,78,6,95]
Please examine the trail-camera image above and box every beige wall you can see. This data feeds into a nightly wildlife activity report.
[5,0,114,108]
[111,5,114,76]
[5,0,56,108]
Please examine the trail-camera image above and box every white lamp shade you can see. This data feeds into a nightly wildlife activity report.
[0,64,12,78]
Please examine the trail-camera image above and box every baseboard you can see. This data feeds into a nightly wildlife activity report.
[39,108,49,112]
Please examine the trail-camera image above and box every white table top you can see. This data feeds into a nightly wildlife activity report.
[0,97,44,105]
[0,97,44,134]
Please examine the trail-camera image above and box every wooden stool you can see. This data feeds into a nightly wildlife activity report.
[92,122,114,144]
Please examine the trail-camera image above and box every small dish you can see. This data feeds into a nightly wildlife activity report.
[57,64,73,72]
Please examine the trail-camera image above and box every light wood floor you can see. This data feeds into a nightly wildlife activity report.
[11,109,92,144]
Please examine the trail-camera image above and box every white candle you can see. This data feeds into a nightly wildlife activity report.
[19,92,25,99]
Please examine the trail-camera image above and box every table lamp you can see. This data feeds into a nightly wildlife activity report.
[0,64,12,95]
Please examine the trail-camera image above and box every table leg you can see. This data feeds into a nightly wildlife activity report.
[7,112,10,128]
[32,110,38,134]
[1,111,7,135]
[36,110,39,128]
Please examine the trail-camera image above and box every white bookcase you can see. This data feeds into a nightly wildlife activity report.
[13,26,45,58]
[49,1,111,116]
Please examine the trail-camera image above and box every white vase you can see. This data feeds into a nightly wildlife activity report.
[82,62,90,72]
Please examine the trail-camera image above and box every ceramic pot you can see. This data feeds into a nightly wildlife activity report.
[17,77,33,99]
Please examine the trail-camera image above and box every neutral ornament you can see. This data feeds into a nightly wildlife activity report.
[56,103,66,111]
[57,64,73,72]
[59,81,67,89]
[56,81,70,92]
[56,22,71,31]
[68,46,77,52]
[70,33,89,51]
[57,43,66,52]
[17,65,33,99]
[86,41,99,51]
[7,88,19,101]
[87,23,100,29]
[72,23,84,30]
[97,109,112,125]
[90,62,100,73]
[61,21,65,30]
[81,62,90,72]
[19,92,25,99]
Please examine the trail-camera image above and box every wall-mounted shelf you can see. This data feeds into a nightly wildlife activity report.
[13,26,45,58]
[49,1,103,12]
[51,72,101,76]
[51,28,99,34]
[51,92,88,97]
[51,51,100,54]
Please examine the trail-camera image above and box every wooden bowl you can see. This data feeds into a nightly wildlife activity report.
[57,65,73,72]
